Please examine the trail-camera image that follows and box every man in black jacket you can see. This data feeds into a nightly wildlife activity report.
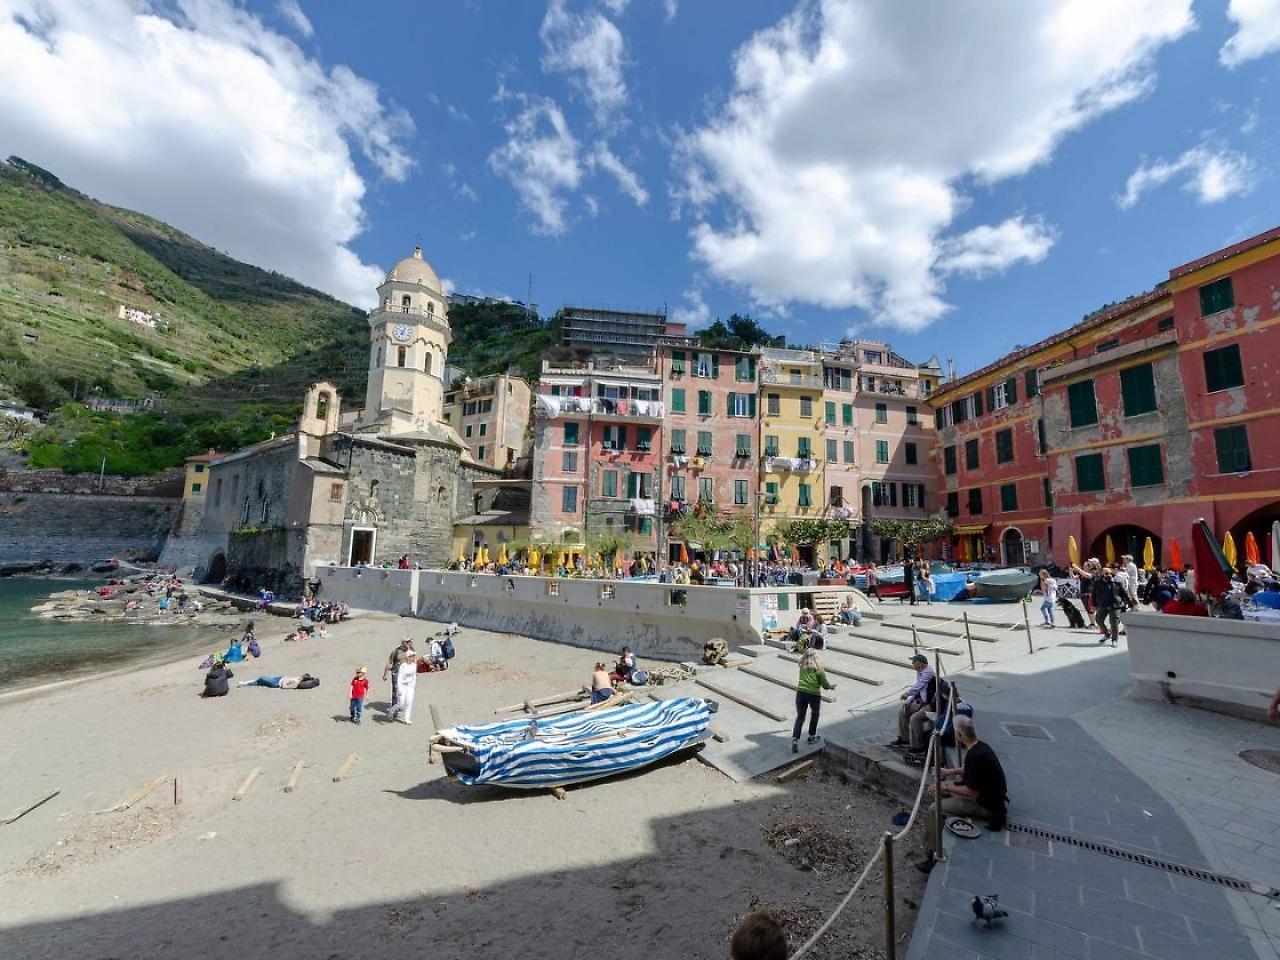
[919,715,1008,871]
[202,661,233,697]
[1092,566,1122,646]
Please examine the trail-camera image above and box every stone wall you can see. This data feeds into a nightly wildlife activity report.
[0,468,184,497]
[0,492,178,565]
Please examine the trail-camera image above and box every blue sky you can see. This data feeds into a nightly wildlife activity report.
[2,1,1278,376]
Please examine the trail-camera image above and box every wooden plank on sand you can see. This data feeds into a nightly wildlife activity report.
[173,777,182,806]
[694,677,787,722]
[99,775,167,814]
[332,753,359,782]
[429,705,444,734]
[738,664,834,703]
[777,759,817,783]
[284,761,304,793]
[3,790,60,825]
[232,767,261,801]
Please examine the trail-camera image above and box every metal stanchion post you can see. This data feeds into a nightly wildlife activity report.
[911,624,920,654]
[932,650,946,862]
[963,611,975,670]
[1022,601,1034,654]
[883,831,896,960]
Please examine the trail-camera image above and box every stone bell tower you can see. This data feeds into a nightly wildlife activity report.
[360,246,452,434]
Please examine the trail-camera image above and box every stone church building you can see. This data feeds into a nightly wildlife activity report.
[181,247,498,593]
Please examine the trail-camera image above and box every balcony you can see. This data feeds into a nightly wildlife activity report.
[760,368,823,389]
[534,396,665,420]
[370,303,444,322]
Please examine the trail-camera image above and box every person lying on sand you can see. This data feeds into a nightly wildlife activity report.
[237,674,319,689]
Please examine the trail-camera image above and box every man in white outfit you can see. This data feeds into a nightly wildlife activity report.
[1123,554,1140,606]
[387,652,418,724]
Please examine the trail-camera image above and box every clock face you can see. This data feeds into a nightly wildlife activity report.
[392,323,413,342]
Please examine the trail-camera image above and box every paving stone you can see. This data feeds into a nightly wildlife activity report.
[1139,924,1258,960]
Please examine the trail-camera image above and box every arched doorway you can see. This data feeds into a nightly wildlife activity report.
[204,551,226,584]
[1001,528,1025,567]
[1228,501,1280,569]
[1089,525,1160,568]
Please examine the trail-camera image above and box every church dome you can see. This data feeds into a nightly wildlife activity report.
[385,246,442,293]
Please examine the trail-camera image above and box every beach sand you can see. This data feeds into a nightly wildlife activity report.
[0,611,922,959]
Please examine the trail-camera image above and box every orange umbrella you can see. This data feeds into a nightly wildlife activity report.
[1244,531,1260,567]
[1168,538,1182,570]
[678,542,689,565]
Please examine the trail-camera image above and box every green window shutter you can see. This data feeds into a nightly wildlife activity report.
[905,442,917,465]
[842,403,853,426]
[603,470,617,497]
[1127,444,1164,487]
[748,393,757,417]
[984,387,995,412]
[618,426,627,449]
[672,351,686,374]
[798,484,811,507]
[1067,380,1099,427]
[876,440,889,463]
[917,484,926,511]
[1025,370,1040,398]
[1203,344,1244,392]
[698,391,711,415]
[843,440,854,463]
[626,471,639,498]
[798,437,811,457]
[825,401,836,424]
[826,439,837,461]
[736,433,751,457]
[944,445,956,474]
[973,391,984,417]
[765,435,778,456]
[1214,425,1252,473]
[748,357,757,380]
[1120,364,1157,417]
[1005,377,1017,404]
[1199,276,1234,316]
[564,422,579,445]
[697,431,713,455]
[965,439,979,470]
[1036,419,1047,455]
[1043,478,1052,507]
[671,428,686,453]
[1075,453,1105,492]
[727,392,737,416]
[1000,483,1018,512]
[875,403,887,423]
[766,481,778,498]
[996,429,1013,463]
[671,388,685,413]
[888,482,898,507]
[711,354,720,379]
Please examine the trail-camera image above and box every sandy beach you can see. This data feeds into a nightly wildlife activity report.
[0,610,922,960]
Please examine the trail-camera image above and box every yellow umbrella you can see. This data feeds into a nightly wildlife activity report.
[480,545,490,565]
[498,542,508,564]
[1142,537,1155,572]
[1223,531,1238,568]
[1105,535,1116,565]
[1067,535,1080,567]
[529,548,540,568]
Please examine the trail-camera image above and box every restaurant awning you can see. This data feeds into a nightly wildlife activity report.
[952,523,990,535]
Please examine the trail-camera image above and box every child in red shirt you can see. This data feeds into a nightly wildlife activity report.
[349,666,370,724]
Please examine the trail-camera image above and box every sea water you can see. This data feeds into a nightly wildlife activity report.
[0,579,219,689]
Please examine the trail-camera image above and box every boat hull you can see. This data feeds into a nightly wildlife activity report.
[972,571,1037,601]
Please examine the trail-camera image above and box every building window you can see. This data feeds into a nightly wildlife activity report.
[875,402,888,423]
[697,431,713,456]
[1214,424,1252,473]
[698,390,712,416]
[951,398,968,425]
[945,492,959,518]
[992,382,1008,411]
[842,440,854,464]
[903,484,919,508]
[260,499,269,523]
[699,477,715,503]
[875,440,889,463]
[190,482,202,494]
[905,442,917,465]
[800,396,813,418]
[670,475,686,500]
[965,438,979,471]
[798,483,812,507]
[871,481,891,507]
[396,346,407,368]
[562,486,578,513]
[329,482,343,501]
[564,422,580,445]
[636,427,652,452]
[764,435,779,457]
[798,436,812,458]
[1036,419,1046,456]
[562,450,578,472]
[194,464,205,474]
[734,479,749,505]
[906,406,917,425]
[1000,483,1018,512]
[1120,363,1157,417]
[735,356,756,381]
[1096,339,1119,354]
[736,434,751,458]
[1199,276,1234,316]
[729,392,756,417]
[695,353,716,378]
[944,445,957,475]
[995,428,1014,464]
[1157,316,1175,332]
[626,471,652,498]
[767,393,780,416]
[1043,477,1052,508]
[602,470,618,498]
[671,388,686,413]
[825,401,837,425]
[842,403,854,426]
[478,422,487,437]
[671,351,686,375]
[603,425,627,450]
[830,485,844,507]
[670,429,687,455]
[1067,379,1099,428]
[465,425,473,439]
[967,487,983,515]
[1127,444,1164,487]
[1075,453,1105,493]
[1025,370,1040,398]
[477,445,486,461]
[1203,344,1244,393]
[765,481,779,504]
[972,392,983,417]
[826,438,838,461]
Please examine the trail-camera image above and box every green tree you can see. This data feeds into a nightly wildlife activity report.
[868,517,953,551]
[695,313,784,351]
[776,518,854,547]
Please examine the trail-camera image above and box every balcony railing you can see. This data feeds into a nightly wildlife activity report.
[760,369,823,389]
[535,396,665,420]
[370,303,443,321]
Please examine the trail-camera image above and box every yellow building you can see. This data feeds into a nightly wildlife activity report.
[758,348,826,560]
[181,450,219,499]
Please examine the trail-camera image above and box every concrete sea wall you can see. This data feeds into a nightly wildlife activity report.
[0,492,179,566]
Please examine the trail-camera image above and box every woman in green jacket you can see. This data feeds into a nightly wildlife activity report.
[792,648,836,751]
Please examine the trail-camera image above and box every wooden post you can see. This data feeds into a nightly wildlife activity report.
[910,624,920,654]
[284,761,304,793]
[883,831,897,960]
[100,776,167,814]
[932,650,946,862]
[232,767,261,802]
[963,612,975,671]
[173,777,182,807]
[429,705,444,734]
[1022,602,1034,654]
[332,753,359,782]
[2,790,60,825]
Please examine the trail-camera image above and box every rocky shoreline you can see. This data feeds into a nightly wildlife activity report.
[0,558,153,580]
[30,583,243,630]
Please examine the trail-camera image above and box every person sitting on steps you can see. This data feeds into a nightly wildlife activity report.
[917,715,1008,874]
[889,654,934,749]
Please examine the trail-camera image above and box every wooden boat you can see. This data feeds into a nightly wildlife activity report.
[972,569,1038,601]
[432,696,714,789]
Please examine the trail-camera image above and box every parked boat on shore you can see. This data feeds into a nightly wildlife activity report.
[972,569,1038,601]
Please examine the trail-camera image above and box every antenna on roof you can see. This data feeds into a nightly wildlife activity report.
[947,357,956,381]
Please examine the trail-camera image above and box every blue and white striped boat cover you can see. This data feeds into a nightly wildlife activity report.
[442,697,712,788]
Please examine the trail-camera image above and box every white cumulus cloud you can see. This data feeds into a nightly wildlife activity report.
[0,0,414,307]
[670,286,710,328]
[662,0,677,23]
[676,0,1195,331]
[1118,143,1257,208]
[276,0,312,38]
[488,96,583,235]
[592,142,649,206]
[1221,0,1280,67]
[540,0,628,126]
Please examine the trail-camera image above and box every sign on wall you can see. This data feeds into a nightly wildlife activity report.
[760,594,778,631]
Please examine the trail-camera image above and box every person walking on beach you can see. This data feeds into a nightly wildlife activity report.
[1092,566,1122,646]
[383,637,411,711]
[791,648,836,752]
[349,666,370,724]
[387,651,418,724]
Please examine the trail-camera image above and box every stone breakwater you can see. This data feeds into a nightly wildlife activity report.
[31,584,241,628]
[0,492,179,567]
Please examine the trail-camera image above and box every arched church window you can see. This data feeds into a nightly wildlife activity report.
[424,352,432,375]
[427,301,435,315]
[383,297,390,308]
[370,479,379,497]
[397,346,407,368]
[376,347,383,367]
[401,295,411,313]
[316,393,330,420]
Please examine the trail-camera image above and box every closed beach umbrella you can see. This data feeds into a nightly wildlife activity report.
[1142,537,1155,572]
[1169,537,1182,570]
[1272,520,1280,571]
[1192,519,1232,596]
[1104,535,1116,565]
[678,542,689,565]
[1067,535,1080,567]
[529,547,540,568]
[1244,531,1260,567]
[498,542,508,564]
[1223,531,1238,569]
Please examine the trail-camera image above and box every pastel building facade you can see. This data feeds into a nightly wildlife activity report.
[442,372,533,471]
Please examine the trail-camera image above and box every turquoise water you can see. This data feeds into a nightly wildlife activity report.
[0,579,217,689]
